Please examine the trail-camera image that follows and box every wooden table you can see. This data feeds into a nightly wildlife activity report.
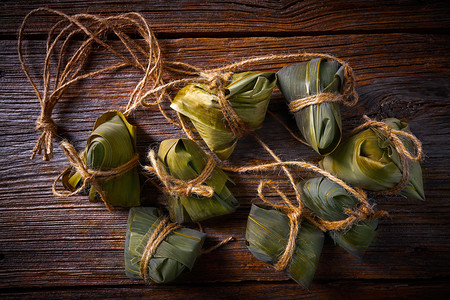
[1,1,449,298]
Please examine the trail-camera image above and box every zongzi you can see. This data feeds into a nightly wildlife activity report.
[170,71,277,160]
[155,138,239,223]
[319,118,424,200]
[277,58,344,155]
[246,204,324,288]
[301,177,378,258]
[62,111,140,207]
[124,207,206,283]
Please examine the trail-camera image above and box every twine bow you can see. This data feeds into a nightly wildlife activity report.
[351,115,423,195]
[140,217,181,283]
[145,150,216,198]
[53,141,140,211]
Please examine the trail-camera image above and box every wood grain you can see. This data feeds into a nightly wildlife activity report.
[1,2,450,298]
[1,280,450,300]
[1,0,450,37]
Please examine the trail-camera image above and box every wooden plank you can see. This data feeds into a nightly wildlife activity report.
[1,32,450,291]
[1,280,449,299]
[1,0,449,37]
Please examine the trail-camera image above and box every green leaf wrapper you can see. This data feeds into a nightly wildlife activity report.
[246,204,324,288]
[157,138,239,223]
[277,58,344,155]
[170,71,277,160]
[319,118,425,200]
[62,111,140,207]
[301,177,378,258]
[124,207,206,283]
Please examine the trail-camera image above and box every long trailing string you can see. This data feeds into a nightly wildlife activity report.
[18,8,173,161]
[133,51,359,147]
[18,8,188,209]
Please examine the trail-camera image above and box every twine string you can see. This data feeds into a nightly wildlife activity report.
[21,10,396,272]
[287,54,358,113]
[52,141,140,211]
[144,150,216,198]
[19,8,172,160]
[21,9,361,161]
[139,217,233,283]
[140,217,181,283]
[221,146,388,271]
[135,52,359,146]
[350,115,423,195]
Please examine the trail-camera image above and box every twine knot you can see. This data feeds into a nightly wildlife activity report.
[286,209,302,223]
[200,71,233,90]
[145,149,216,198]
[308,185,387,232]
[31,115,58,161]
[52,141,139,211]
[361,115,422,162]
[347,203,373,219]
[185,184,194,196]
[36,115,57,134]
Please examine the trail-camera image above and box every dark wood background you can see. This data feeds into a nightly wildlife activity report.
[1,1,449,299]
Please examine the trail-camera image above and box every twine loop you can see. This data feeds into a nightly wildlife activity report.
[140,217,181,283]
[52,141,140,211]
[145,149,216,198]
[358,115,423,162]
[352,115,423,195]
[255,180,303,271]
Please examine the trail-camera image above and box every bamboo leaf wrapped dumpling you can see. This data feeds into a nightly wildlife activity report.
[301,177,378,258]
[155,138,239,223]
[62,111,140,207]
[319,118,424,200]
[125,207,206,283]
[246,204,324,288]
[277,58,344,155]
[170,71,277,160]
